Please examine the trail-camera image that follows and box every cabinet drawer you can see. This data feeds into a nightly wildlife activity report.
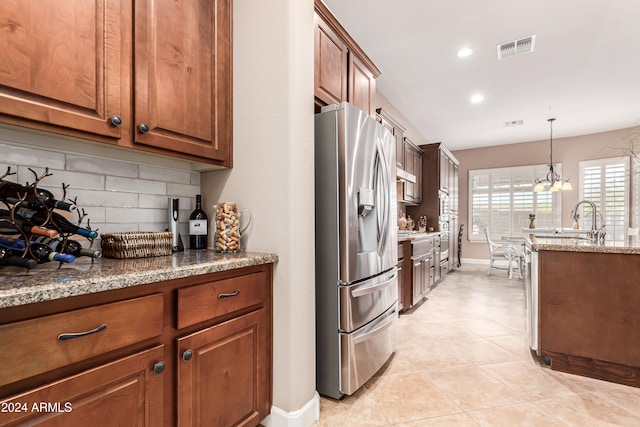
[412,237,433,255]
[0,294,164,386]
[0,346,165,427]
[177,272,268,329]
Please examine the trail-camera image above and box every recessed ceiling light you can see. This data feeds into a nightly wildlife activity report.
[457,47,473,58]
[470,94,484,104]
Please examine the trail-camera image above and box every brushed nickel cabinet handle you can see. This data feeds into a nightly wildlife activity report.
[138,123,149,133]
[57,323,107,341]
[218,290,240,299]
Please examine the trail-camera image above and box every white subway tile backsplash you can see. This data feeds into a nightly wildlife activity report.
[106,207,167,223]
[29,170,105,191]
[1,142,66,169]
[139,194,168,209]
[167,182,199,198]
[1,139,201,240]
[106,176,166,195]
[139,164,192,184]
[67,154,139,178]
[68,189,139,208]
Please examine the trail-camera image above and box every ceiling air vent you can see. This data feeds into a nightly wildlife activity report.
[504,119,524,127]
[497,35,536,60]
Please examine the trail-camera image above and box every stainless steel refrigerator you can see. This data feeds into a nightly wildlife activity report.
[315,102,398,399]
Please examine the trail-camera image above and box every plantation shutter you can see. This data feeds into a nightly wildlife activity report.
[579,157,630,243]
[469,164,562,242]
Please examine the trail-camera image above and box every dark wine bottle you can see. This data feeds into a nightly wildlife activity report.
[0,181,76,212]
[0,209,60,238]
[13,208,98,239]
[189,195,208,249]
[34,236,102,259]
[0,238,75,264]
[0,247,38,269]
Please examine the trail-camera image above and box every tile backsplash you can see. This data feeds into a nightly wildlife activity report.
[1,138,200,248]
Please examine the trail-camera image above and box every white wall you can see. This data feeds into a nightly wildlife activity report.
[201,0,317,424]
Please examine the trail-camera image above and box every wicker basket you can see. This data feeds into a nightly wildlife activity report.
[100,231,173,259]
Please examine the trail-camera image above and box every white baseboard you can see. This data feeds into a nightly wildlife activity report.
[460,258,489,265]
[261,392,320,427]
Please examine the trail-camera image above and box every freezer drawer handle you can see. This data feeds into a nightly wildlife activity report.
[351,272,398,298]
[218,290,240,299]
[353,310,396,344]
[57,323,107,341]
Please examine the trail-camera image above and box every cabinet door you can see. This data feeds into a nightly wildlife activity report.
[134,0,232,164]
[404,143,416,201]
[0,346,165,427]
[397,261,404,312]
[413,150,423,204]
[439,150,449,192]
[348,54,376,116]
[0,0,129,140]
[177,309,270,427]
[412,257,423,303]
[314,13,347,106]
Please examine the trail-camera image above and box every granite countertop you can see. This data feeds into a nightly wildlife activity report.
[397,231,440,242]
[0,250,279,309]
[524,234,640,255]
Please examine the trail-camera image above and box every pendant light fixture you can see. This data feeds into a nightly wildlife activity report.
[533,118,572,192]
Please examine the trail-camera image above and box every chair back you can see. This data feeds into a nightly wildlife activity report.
[483,227,497,249]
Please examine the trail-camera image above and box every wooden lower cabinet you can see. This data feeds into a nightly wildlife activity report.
[177,309,270,427]
[0,346,165,427]
[0,264,273,427]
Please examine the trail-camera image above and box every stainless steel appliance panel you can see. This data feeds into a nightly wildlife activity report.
[331,104,397,283]
[315,102,398,399]
[339,268,398,332]
[340,305,397,396]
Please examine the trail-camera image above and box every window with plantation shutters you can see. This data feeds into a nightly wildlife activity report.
[579,157,630,243]
[469,164,562,242]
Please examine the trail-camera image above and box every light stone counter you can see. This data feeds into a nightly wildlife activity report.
[397,231,440,243]
[524,234,640,255]
[0,250,279,309]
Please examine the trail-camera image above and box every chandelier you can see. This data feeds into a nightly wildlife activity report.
[533,118,572,192]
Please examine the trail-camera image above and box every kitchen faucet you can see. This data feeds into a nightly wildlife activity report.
[570,200,606,243]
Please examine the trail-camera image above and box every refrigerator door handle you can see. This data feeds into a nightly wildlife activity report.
[351,271,398,298]
[375,139,391,255]
[352,307,397,345]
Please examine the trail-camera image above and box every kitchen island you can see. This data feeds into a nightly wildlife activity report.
[526,235,640,387]
[0,250,277,426]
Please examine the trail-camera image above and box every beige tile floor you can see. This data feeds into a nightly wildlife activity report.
[314,264,640,426]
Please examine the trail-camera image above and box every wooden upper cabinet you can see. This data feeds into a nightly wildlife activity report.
[0,0,232,166]
[0,0,130,140]
[348,54,376,116]
[314,13,348,106]
[314,0,380,116]
[133,0,232,165]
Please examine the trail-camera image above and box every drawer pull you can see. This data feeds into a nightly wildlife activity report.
[57,324,107,341]
[153,361,166,375]
[218,290,240,299]
[183,350,193,361]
